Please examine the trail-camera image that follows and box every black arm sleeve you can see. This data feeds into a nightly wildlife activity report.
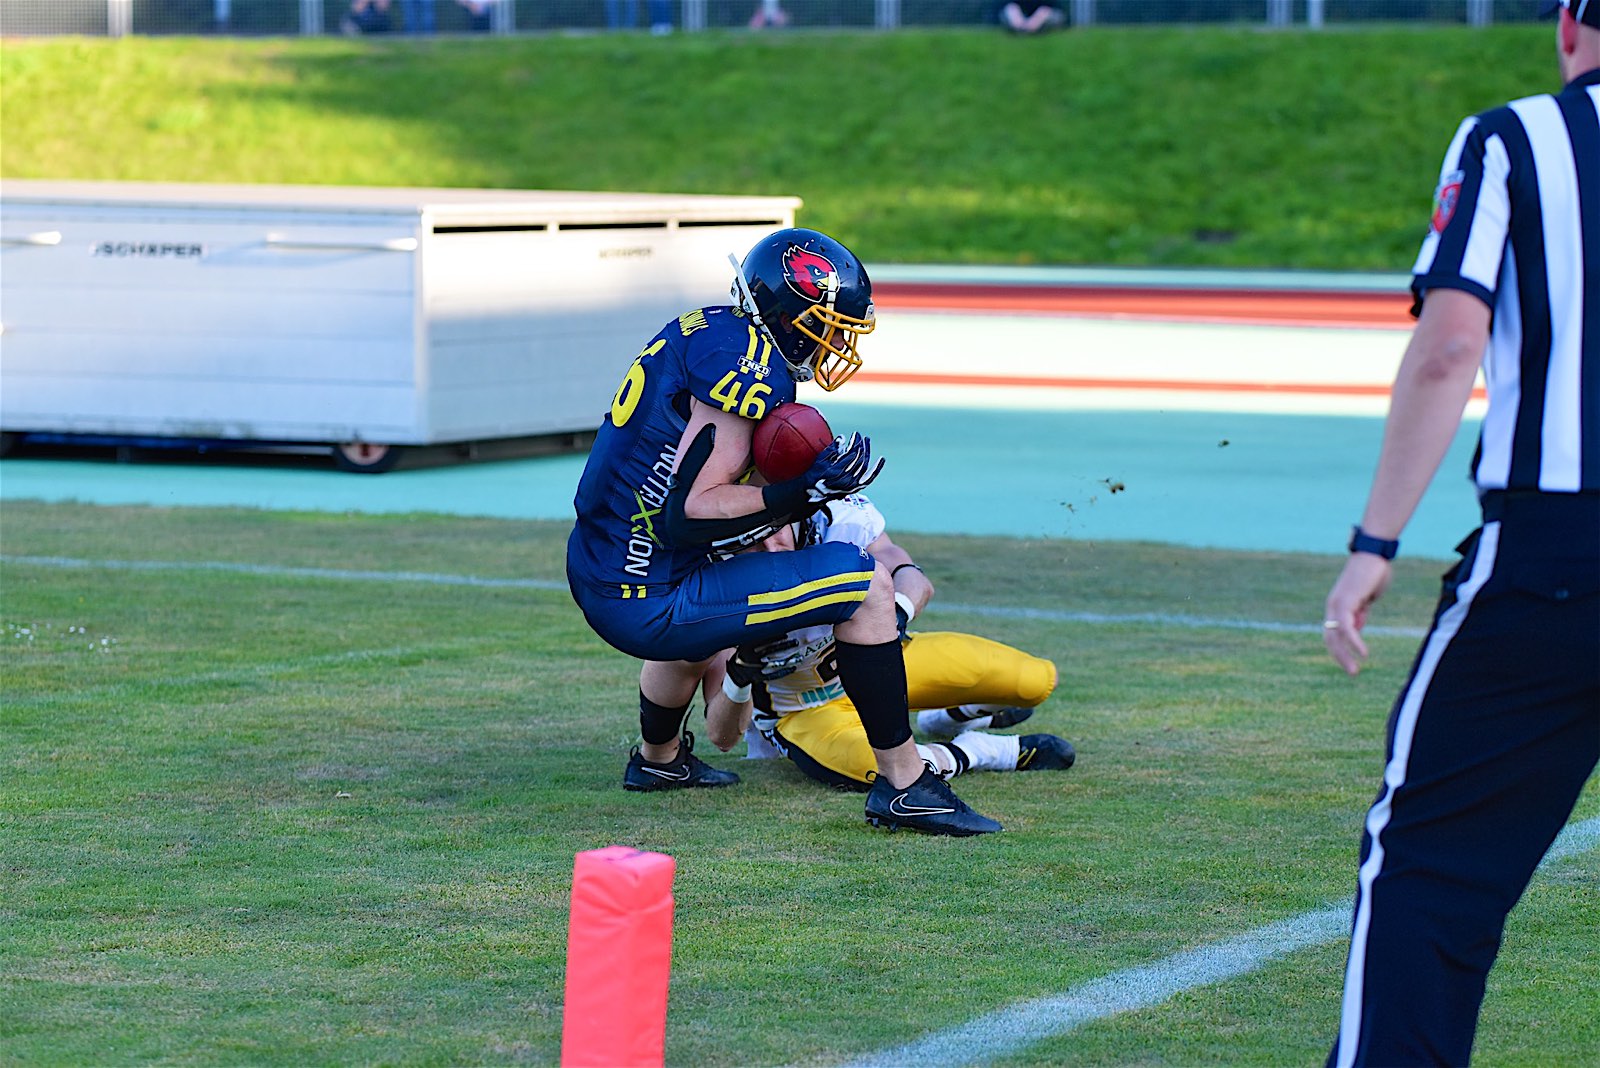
[661,424,813,548]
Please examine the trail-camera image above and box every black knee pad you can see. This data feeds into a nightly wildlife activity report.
[834,639,913,750]
[639,691,690,745]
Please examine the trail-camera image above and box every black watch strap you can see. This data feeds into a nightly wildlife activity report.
[1348,525,1400,560]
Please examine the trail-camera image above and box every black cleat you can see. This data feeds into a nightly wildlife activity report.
[623,731,741,791]
[983,706,1035,731]
[1016,734,1076,771]
[919,705,1035,738]
[864,767,1002,836]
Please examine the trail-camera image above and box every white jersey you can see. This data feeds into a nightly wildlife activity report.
[752,494,885,721]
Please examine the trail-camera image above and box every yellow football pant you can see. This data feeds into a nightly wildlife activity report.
[772,631,1057,786]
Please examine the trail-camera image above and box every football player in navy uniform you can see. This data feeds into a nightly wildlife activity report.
[567,228,1001,836]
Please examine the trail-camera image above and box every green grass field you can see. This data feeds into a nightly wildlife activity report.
[3,500,1595,1065]
[0,25,1560,268]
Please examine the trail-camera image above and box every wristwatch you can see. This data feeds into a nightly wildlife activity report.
[1349,525,1400,560]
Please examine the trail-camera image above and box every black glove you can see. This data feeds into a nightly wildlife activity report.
[725,645,767,690]
[727,636,813,687]
[760,432,884,524]
[707,519,787,560]
[799,433,884,504]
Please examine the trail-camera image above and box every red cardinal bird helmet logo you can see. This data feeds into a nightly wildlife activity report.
[781,245,839,305]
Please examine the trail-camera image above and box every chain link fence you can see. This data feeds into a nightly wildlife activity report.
[0,0,1536,37]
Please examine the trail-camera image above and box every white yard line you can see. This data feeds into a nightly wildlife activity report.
[935,601,1426,638]
[0,554,568,591]
[0,556,1424,637]
[844,816,1600,1068]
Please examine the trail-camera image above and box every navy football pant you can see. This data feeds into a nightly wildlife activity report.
[569,541,873,663]
[1329,493,1599,1067]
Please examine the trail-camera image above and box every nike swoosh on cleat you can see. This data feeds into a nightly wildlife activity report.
[888,795,956,817]
[639,765,691,780]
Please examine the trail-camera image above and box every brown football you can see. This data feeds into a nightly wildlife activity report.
[752,403,834,483]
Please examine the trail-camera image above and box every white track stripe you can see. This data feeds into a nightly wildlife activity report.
[0,556,1425,637]
[845,815,1600,1068]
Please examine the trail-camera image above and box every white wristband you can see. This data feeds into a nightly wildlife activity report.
[894,591,916,623]
[722,672,753,705]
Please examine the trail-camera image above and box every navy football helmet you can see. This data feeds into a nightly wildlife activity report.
[730,228,876,391]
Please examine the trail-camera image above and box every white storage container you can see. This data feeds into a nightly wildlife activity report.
[0,180,799,470]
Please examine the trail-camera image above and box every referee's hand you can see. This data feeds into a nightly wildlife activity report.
[1323,553,1393,676]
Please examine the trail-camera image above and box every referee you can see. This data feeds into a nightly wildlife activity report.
[1320,2,1599,1064]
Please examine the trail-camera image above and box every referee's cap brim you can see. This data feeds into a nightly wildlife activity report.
[1542,0,1600,29]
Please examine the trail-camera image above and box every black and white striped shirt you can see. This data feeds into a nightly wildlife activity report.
[1411,69,1599,494]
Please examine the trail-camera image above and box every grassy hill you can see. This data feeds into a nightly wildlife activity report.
[0,25,1556,268]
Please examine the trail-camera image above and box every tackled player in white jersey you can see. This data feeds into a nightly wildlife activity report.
[702,493,1076,793]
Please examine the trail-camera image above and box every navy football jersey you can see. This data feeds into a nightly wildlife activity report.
[569,306,797,595]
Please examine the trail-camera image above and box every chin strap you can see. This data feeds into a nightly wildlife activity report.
[728,253,760,321]
[729,252,811,383]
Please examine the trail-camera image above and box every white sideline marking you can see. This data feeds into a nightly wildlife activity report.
[0,556,1424,637]
[937,600,1427,639]
[844,816,1600,1068]
[0,554,567,591]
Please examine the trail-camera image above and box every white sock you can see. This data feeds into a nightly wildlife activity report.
[949,731,1022,773]
[917,708,978,736]
[743,726,783,760]
[918,704,1013,736]
[916,742,961,780]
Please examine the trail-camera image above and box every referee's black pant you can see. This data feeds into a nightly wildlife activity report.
[1328,492,1599,1068]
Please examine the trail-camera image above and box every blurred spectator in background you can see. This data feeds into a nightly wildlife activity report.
[459,0,494,31]
[209,0,231,32]
[748,0,789,29]
[606,0,674,34]
[399,0,436,32]
[341,0,484,34]
[340,0,393,34]
[999,0,1066,34]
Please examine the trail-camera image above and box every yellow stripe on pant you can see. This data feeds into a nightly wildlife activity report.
[743,569,874,626]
